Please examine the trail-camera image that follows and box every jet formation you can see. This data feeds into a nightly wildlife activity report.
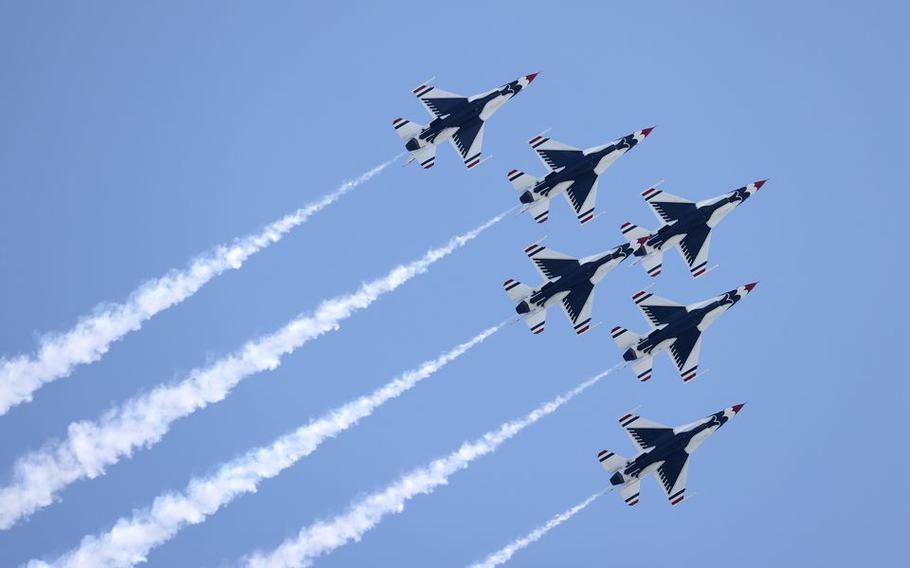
[598,404,745,506]
[393,73,537,169]
[390,73,763,508]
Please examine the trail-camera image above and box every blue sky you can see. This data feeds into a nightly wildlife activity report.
[1,1,907,566]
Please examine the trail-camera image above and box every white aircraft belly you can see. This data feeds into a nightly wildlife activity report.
[697,305,729,331]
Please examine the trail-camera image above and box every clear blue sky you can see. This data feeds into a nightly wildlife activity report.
[1,1,907,566]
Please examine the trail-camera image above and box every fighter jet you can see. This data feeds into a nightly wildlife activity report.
[597,403,745,506]
[503,241,634,335]
[392,73,538,170]
[620,180,765,279]
[611,282,757,383]
[507,127,654,225]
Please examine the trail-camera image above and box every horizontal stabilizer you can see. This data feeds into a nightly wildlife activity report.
[597,449,627,473]
[620,222,652,244]
[610,326,639,350]
[521,308,547,335]
[392,118,423,140]
[620,479,641,506]
[526,197,550,224]
[640,251,663,278]
[631,355,654,382]
[507,169,538,192]
[409,144,437,170]
[503,279,533,302]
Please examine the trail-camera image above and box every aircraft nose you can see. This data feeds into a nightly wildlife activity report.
[525,72,539,83]
[753,179,767,190]
[640,126,655,138]
[731,403,746,414]
[743,282,758,292]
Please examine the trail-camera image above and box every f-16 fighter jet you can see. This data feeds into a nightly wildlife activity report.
[597,403,745,506]
[611,282,757,382]
[503,241,634,335]
[620,179,766,279]
[392,73,538,170]
[507,127,654,225]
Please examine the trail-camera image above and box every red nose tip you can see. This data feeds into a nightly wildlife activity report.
[731,403,745,414]
[744,282,758,292]
[641,127,655,137]
[753,179,767,190]
[526,72,539,83]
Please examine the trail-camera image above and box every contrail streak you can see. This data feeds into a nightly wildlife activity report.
[0,157,399,417]
[0,208,511,531]
[468,489,607,568]
[243,364,621,568]
[24,324,504,568]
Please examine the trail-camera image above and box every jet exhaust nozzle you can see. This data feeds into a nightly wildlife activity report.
[515,301,531,315]
[405,138,420,152]
[519,191,534,204]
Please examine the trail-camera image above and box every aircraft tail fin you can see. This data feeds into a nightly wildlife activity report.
[610,326,640,350]
[503,279,533,302]
[597,449,626,473]
[392,117,423,140]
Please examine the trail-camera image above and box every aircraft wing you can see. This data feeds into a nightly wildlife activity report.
[450,118,485,169]
[656,452,690,505]
[632,290,687,328]
[619,411,673,452]
[560,281,595,335]
[678,225,712,278]
[528,134,584,171]
[642,186,696,224]
[669,328,702,383]
[563,173,600,225]
[413,82,468,118]
[524,243,579,281]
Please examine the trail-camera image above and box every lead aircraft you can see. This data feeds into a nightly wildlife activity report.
[598,404,745,507]
[393,73,538,170]
[620,180,765,278]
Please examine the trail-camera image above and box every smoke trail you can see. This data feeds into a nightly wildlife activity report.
[24,324,504,568]
[469,489,607,568]
[0,157,399,417]
[0,209,511,531]
[243,364,621,568]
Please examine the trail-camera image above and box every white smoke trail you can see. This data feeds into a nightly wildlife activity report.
[28,324,504,568]
[469,489,607,568]
[25,324,504,568]
[0,157,399,417]
[0,208,511,531]
[243,364,621,568]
